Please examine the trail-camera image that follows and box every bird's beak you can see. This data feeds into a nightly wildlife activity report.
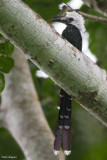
[51,16,68,23]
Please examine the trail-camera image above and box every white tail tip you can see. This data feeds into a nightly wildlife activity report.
[64,150,71,156]
[57,106,60,110]
[54,150,60,155]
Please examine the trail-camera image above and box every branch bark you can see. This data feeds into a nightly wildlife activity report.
[57,5,107,24]
[83,0,107,16]
[0,0,107,127]
[1,47,65,160]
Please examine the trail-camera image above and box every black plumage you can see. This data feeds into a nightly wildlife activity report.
[62,24,82,51]
[52,15,83,155]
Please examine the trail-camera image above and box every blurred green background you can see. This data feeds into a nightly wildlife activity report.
[0,0,107,160]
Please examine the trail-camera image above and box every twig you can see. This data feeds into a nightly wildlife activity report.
[58,5,107,24]
[57,5,69,16]
[78,11,107,23]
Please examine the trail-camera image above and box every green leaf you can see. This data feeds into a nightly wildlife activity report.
[0,41,14,56]
[0,72,5,92]
[0,33,3,38]
[0,56,14,73]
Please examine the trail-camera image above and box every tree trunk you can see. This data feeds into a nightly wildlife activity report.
[0,0,107,127]
[1,47,65,160]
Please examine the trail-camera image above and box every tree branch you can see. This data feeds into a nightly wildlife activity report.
[1,47,65,160]
[57,5,107,24]
[83,0,107,16]
[0,0,107,127]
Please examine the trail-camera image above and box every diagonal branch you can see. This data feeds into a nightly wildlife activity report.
[1,47,65,160]
[0,0,107,127]
[57,5,107,24]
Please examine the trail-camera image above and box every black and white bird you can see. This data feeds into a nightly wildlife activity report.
[51,11,85,156]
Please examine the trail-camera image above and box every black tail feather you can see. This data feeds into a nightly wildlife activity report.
[54,127,62,151]
[54,89,72,155]
[62,127,71,151]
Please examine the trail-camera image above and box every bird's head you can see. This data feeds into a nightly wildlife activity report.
[52,11,85,32]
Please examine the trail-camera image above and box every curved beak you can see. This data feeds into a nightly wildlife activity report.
[51,16,68,23]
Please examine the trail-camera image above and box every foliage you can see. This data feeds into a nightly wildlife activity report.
[0,34,14,92]
[0,56,14,73]
[0,73,5,92]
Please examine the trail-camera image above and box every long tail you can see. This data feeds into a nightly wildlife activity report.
[54,89,72,156]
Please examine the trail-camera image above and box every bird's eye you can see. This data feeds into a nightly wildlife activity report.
[69,18,74,22]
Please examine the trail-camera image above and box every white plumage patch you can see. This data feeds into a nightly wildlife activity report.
[54,150,60,155]
[64,150,71,155]
[66,11,85,32]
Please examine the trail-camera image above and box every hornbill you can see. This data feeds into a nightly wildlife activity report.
[51,11,85,155]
